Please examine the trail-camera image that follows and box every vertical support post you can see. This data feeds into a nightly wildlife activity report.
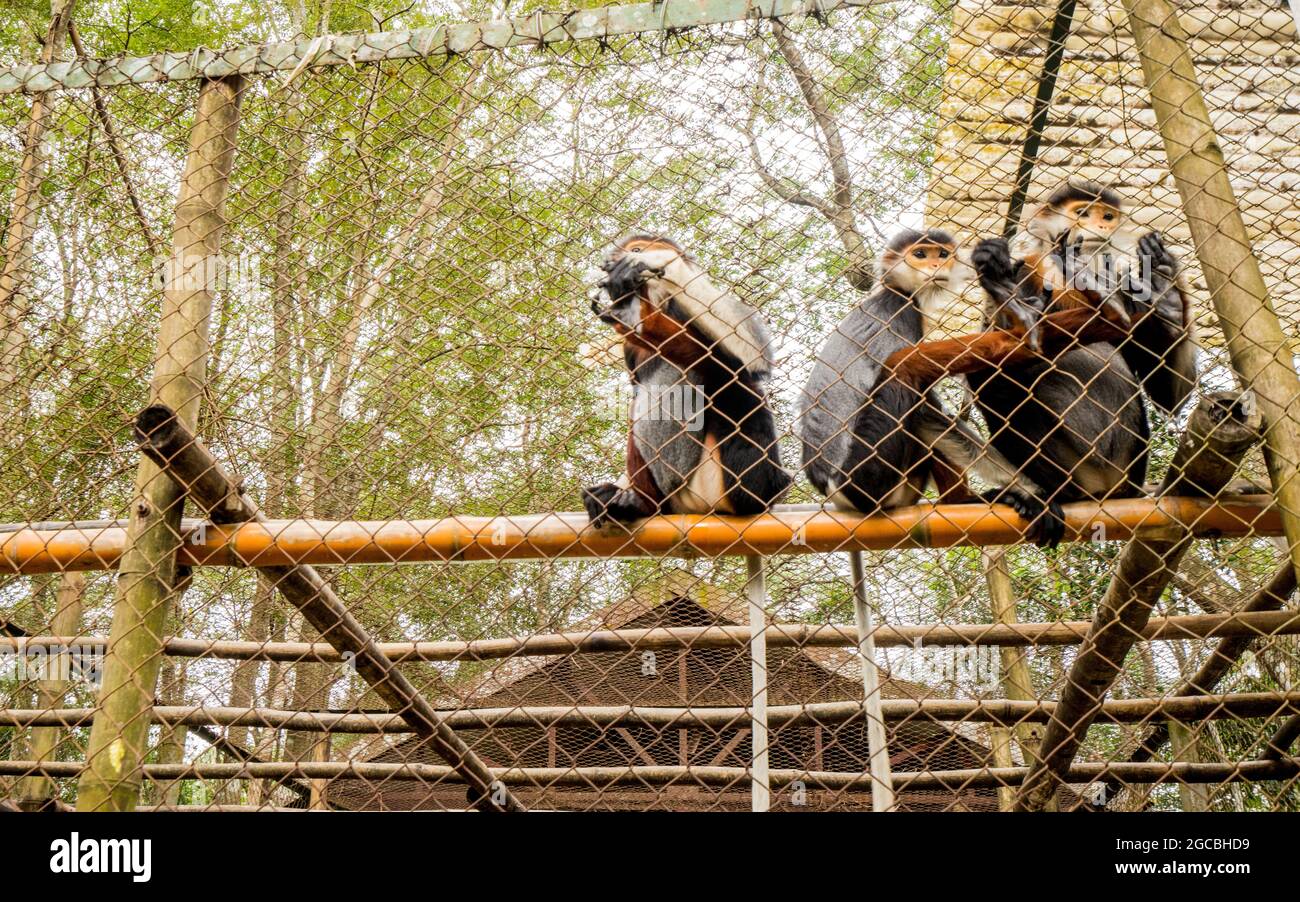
[1168,720,1211,811]
[76,76,243,811]
[1122,0,1300,582]
[850,550,894,812]
[18,572,84,809]
[0,0,76,404]
[745,555,770,812]
[983,549,1051,809]
[308,733,329,810]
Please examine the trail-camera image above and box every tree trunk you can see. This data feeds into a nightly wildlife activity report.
[1123,0,1300,581]
[0,0,77,409]
[15,573,81,809]
[75,76,243,811]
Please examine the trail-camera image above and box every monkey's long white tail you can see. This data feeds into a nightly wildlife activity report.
[851,550,897,812]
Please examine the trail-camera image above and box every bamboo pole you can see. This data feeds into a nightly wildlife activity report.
[1016,393,1262,810]
[17,572,84,810]
[4,691,1297,732]
[5,757,1298,791]
[850,551,894,811]
[131,405,522,813]
[1123,0,1300,582]
[0,495,1279,575]
[745,556,770,811]
[983,548,1046,810]
[5,607,1297,661]
[75,76,244,812]
[0,0,76,404]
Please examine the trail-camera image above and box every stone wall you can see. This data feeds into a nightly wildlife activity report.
[924,0,1300,340]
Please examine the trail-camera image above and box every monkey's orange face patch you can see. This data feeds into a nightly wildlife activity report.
[616,236,683,256]
[1063,200,1121,238]
[892,242,956,283]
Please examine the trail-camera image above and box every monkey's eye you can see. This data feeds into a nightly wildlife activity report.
[912,249,926,259]
[938,249,950,259]
[1103,212,1116,221]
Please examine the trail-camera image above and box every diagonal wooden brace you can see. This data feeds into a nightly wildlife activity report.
[1016,392,1263,810]
[132,403,524,813]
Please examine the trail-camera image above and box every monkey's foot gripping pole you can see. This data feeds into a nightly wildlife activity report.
[850,550,895,811]
[132,404,524,813]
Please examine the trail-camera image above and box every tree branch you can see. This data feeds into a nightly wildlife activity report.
[769,20,873,290]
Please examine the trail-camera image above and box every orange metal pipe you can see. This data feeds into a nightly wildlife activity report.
[0,496,1278,575]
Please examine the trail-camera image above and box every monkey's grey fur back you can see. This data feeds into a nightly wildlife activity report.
[799,292,923,497]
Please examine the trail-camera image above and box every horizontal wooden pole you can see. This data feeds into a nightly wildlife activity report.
[0,496,1279,575]
[3,757,1295,791]
[1,692,1297,733]
[3,609,1297,661]
[0,0,888,94]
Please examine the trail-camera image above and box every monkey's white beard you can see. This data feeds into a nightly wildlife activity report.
[914,281,965,331]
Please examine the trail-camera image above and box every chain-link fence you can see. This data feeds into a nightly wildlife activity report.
[0,0,1298,812]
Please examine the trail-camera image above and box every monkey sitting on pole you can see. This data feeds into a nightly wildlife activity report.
[1008,180,1197,414]
[582,235,793,524]
[799,228,1066,547]
[884,182,1198,505]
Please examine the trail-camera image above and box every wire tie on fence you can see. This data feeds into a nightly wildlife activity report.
[186,46,206,79]
[415,27,439,59]
[283,35,328,89]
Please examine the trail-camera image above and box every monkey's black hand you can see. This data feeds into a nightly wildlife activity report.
[981,488,1065,549]
[973,240,1043,348]
[1138,231,1177,279]
[600,256,661,306]
[971,238,1016,291]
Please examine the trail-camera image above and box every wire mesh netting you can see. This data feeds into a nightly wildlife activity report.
[0,0,1298,812]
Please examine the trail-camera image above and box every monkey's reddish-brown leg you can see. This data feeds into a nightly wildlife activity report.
[883,306,1129,387]
[625,425,664,507]
[931,453,977,503]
